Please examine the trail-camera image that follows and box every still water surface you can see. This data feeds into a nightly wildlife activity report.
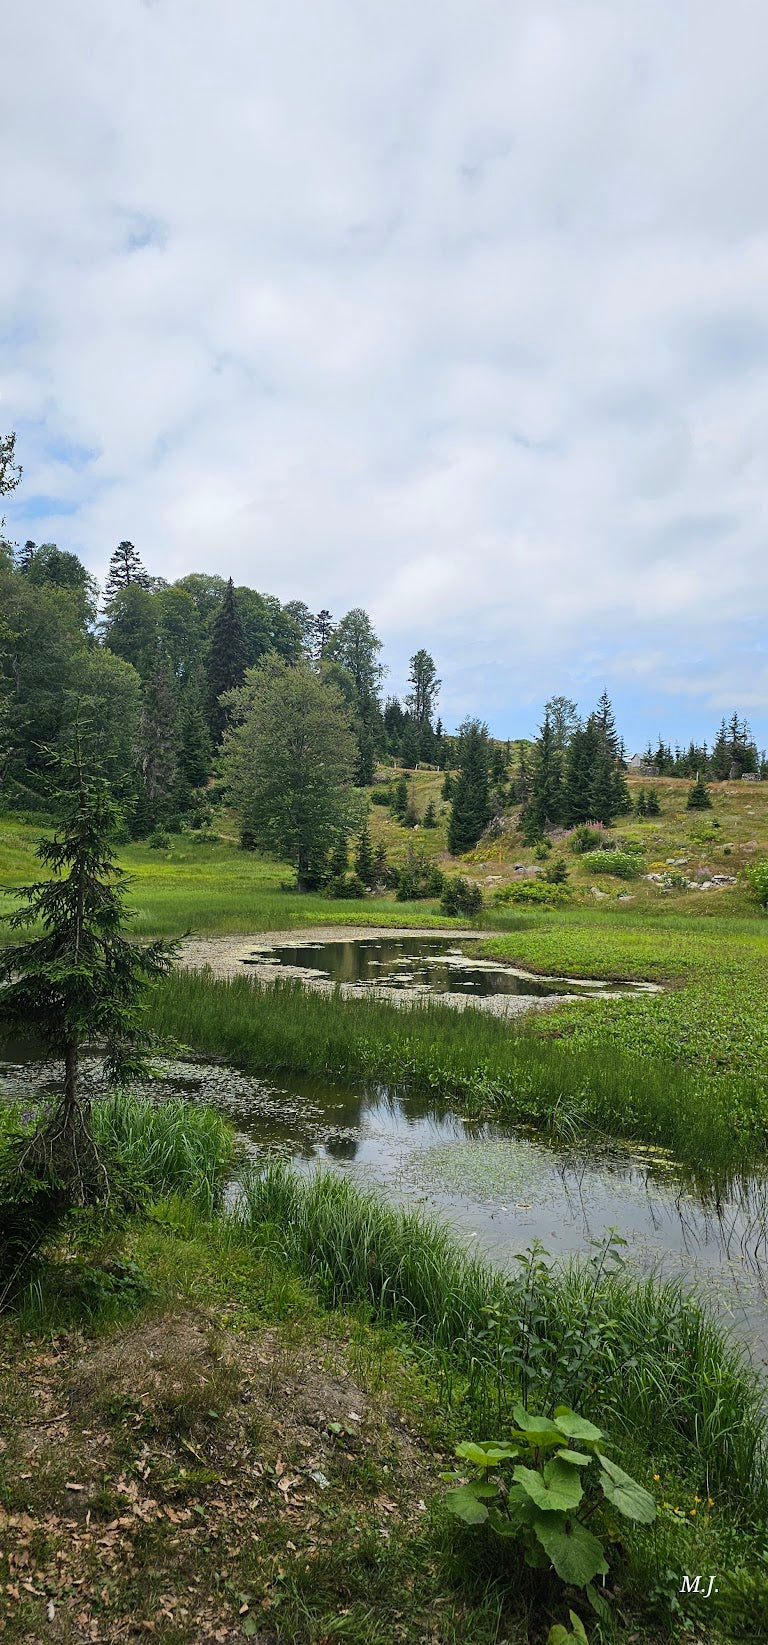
[3,1048,767,1367]
[243,935,656,998]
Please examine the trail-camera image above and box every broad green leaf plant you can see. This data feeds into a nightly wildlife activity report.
[445,1403,655,1602]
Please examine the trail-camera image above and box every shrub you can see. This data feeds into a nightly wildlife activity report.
[533,838,552,860]
[328,872,367,900]
[494,881,572,906]
[744,860,768,909]
[440,876,483,916]
[147,828,171,850]
[660,870,689,891]
[370,787,391,806]
[396,851,444,901]
[543,856,569,884]
[580,851,641,881]
[645,787,661,816]
[568,824,609,854]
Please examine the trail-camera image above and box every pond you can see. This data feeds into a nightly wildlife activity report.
[241,935,657,1000]
[3,1048,767,1369]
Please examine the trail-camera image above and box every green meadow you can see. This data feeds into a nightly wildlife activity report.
[3,781,768,1642]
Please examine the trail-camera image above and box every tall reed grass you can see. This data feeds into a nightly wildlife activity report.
[237,1161,768,1522]
[0,1094,234,1214]
[93,1094,234,1211]
[147,969,768,1171]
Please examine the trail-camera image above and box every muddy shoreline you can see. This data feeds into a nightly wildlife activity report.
[177,928,606,1019]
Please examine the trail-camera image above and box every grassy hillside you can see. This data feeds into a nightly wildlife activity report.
[367,767,768,904]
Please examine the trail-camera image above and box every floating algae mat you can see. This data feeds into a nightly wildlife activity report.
[3,1047,768,1367]
[242,935,656,999]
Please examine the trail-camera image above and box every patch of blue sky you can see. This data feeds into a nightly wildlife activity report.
[682,313,768,379]
[114,209,168,253]
[11,492,79,520]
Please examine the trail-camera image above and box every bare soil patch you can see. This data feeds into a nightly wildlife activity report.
[0,1309,437,1643]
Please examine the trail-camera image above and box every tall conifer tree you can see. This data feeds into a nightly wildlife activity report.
[448,719,491,854]
[520,713,565,840]
[105,540,151,597]
[205,578,247,742]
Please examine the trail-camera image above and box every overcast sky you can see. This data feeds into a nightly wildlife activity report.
[3,1,768,747]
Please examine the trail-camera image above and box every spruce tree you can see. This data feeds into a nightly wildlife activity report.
[423,798,437,828]
[206,578,247,742]
[354,816,374,886]
[177,695,211,790]
[646,787,661,817]
[312,609,334,660]
[329,836,348,878]
[392,774,409,818]
[521,713,564,840]
[405,649,441,730]
[400,723,419,768]
[511,744,530,805]
[0,745,174,1223]
[589,740,620,825]
[105,540,151,598]
[594,689,620,755]
[137,655,179,828]
[687,777,713,810]
[448,719,491,854]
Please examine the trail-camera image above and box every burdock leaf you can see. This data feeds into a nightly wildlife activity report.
[533,1513,609,1586]
[598,1455,656,1523]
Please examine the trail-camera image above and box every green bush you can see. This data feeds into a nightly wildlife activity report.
[147,828,171,850]
[328,872,367,900]
[744,860,768,909]
[580,851,641,881]
[440,876,483,916]
[568,824,609,854]
[494,881,572,906]
[543,855,569,884]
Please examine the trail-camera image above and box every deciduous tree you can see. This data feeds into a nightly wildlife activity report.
[221,657,359,889]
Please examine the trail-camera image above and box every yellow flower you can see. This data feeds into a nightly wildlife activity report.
[694,1495,701,1503]
[690,1509,697,1516]
[653,1474,660,1483]
[707,1497,714,1506]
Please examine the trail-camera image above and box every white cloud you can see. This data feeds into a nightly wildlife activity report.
[2,0,768,741]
